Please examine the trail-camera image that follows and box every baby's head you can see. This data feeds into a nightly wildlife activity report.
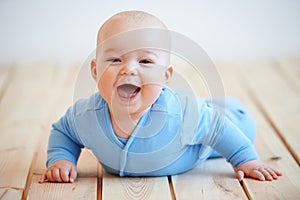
[96,10,168,46]
[91,11,173,119]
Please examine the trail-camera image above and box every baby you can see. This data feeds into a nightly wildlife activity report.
[39,10,281,183]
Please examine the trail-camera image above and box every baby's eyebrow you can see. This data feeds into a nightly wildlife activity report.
[140,50,158,58]
[104,48,120,54]
[104,48,159,58]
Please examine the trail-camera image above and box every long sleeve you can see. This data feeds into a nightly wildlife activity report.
[210,116,258,167]
[192,99,258,168]
[46,107,84,167]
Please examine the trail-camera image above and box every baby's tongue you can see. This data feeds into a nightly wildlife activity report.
[117,84,139,98]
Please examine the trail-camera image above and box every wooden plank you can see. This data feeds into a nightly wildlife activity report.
[0,188,23,200]
[28,67,99,199]
[217,62,300,199]
[102,171,172,200]
[172,159,247,200]
[26,175,97,200]
[0,65,60,190]
[275,57,300,92]
[32,66,98,177]
[0,124,42,189]
[237,60,300,164]
[75,149,99,177]
[32,66,78,175]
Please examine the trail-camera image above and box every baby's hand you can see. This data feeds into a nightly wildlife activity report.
[236,160,282,181]
[39,160,77,183]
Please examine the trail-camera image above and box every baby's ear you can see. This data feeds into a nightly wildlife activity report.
[90,59,97,81]
[165,65,173,83]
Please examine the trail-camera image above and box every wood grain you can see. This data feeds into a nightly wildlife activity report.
[0,188,23,200]
[27,175,97,200]
[102,171,172,200]
[172,159,247,200]
[0,125,41,189]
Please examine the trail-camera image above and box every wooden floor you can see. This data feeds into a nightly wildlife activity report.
[0,58,300,200]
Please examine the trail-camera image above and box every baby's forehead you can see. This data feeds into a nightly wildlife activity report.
[97,28,171,56]
[95,11,170,58]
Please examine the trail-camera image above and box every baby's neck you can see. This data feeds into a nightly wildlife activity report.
[109,108,149,139]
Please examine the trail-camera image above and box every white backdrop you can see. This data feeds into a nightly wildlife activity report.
[0,0,299,64]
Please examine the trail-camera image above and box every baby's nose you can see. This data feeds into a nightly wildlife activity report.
[120,64,138,75]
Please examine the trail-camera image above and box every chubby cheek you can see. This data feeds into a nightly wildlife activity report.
[97,75,114,104]
[142,85,162,105]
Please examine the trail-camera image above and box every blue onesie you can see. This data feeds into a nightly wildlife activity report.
[47,88,258,176]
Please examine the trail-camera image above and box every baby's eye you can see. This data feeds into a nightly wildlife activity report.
[108,58,121,63]
[139,59,153,64]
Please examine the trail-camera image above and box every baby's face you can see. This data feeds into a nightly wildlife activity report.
[91,17,172,117]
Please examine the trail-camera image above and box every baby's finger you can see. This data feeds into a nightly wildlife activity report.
[266,167,278,179]
[259,168,273,181]
[60,168,70,182]
[272,167,282,176]
[249,169,265,181]
[53,168,62,182]
[39,173,47,183]
[69,166,77,183]
[236,170,244,182]
[47,170,55,182]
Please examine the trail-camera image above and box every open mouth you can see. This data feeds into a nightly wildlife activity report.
[117,84,141,101]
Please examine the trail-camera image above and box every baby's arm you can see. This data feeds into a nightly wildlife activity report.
[207,114,281,182]
[235,160,282,181]
[39,107,83,183]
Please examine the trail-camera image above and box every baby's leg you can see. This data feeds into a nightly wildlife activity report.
[208,98,256,158]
